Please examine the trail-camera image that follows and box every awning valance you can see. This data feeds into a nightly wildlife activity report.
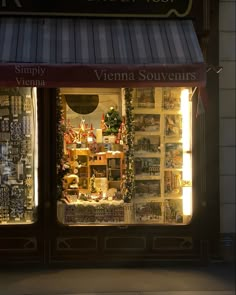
[0,17,206,87]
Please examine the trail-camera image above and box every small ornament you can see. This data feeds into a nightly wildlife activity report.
[25,177,33,187]
[90,174,97,193]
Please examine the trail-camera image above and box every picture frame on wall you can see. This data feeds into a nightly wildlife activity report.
[134,135,161,154]
[164,114,182,137]
[163,88,181,111]
[134,114,160,132]
[135,157,160,177]
[133,88,155,109]
[135,179,161,198]
[165,143,183,169]
[135,202,162,222]
[164,170,182,196]
[164,199,183,223]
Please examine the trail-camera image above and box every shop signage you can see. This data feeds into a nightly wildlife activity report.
[0,64,205,88]
[0,0,192,17]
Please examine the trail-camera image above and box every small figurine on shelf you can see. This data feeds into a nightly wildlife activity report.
[90,174,97,193]
[100,113,107,132]
[63,174,79,189]
[98,189,103,201]
[119,117,127,145]
[87,124,96,143]
[116,128,121,144]
[77,118,90,146]
[80,118,86,132]
[114,190,123,200]
[87,124,98,153]
[79,193,89,201]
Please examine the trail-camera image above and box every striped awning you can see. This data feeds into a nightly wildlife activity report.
[0,17,206,87]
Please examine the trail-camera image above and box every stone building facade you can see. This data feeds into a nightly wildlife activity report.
[219,0,236,260]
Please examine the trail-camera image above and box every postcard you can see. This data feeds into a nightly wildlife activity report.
[165,143,183,168]
[135,202,162,222]
[134,135,161,154]
[164,199,183,223]
[133,88,155,109]
[163,88,181,111]
[135,179,161,197]
[134,114,160,132]
[164,170,182,195]
[165,114,182,137]
[135,157,160,177]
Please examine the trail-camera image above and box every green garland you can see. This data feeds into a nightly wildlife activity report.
[124,88,135,202]
[56,89,67,200]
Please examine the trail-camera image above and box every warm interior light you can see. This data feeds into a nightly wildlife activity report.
[181,89,190,152]
[183,187,192,215]
[87,136,93,143]
[32,87,38,207]
[181,89,192,216]
[183,153,192,181]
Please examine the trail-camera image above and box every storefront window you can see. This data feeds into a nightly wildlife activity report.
[57,87,192,225]
[0,88,38,224]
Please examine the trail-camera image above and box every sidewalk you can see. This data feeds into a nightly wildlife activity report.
[0,262,235,295]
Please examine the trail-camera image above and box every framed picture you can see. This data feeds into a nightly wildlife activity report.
[164,170,182,196]
[134,114,160,132]
[135,179,161,197]
[134,135,161,154]
[164,199,183,223]
[135,202,162,222]
[163,88,181,111]
[165,143,183,169]
[135,157,160,177]
[165,114,182,137]
[133,88,155,109]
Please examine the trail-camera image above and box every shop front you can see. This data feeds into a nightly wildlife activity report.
[0,0,219,265]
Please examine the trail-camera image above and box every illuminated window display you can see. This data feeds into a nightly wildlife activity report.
[57,87,192,225]
[0,88,38,224]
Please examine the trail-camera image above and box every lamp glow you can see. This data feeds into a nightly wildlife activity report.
[183,153,192,181]
[32,87,38,207]
[181,89,192,216]
[87,136,93,143]
[181,89,190,152]
[183,187,192,215]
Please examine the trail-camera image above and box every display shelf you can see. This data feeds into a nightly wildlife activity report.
[132,87,188,224]
[0,90,36,224]
[57,200,130,224]
[106,151,124,189]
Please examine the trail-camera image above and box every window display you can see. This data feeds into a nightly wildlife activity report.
[57,87,192,225]
[0,88,38,224]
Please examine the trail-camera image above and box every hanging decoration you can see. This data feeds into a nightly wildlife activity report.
[124,88,135,202]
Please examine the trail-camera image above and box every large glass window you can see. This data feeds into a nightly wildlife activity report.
[57,87,192,225]
[0,88,38,224]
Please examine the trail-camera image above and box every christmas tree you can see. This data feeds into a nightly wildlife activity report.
[103,107,122,135]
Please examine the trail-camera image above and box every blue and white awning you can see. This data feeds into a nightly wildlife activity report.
[0,17,206,87]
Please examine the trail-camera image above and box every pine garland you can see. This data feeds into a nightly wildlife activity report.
[124,88,135,202]
[56,90,67,200]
